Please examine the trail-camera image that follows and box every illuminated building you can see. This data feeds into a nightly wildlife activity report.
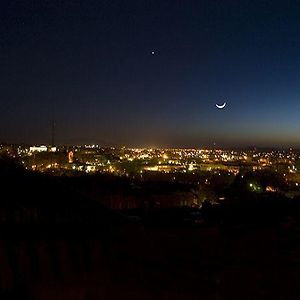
[29,145,48,153]
[68,151,74,163]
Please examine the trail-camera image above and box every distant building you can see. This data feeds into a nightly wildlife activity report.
[29,145,48,153]
[68,150,74,163]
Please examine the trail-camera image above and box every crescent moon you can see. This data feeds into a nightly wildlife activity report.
[216,102,226,109]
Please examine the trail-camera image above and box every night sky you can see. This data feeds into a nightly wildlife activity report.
[1,0,300,148]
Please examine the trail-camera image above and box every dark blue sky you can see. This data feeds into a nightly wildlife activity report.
[1,0,300,147]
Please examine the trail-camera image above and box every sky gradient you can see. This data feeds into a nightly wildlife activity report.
[1,0,300,147]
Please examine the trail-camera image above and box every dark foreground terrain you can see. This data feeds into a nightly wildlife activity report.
[1,158,300,299]
[2,220,300,300]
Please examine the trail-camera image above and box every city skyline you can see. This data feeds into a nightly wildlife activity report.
[1,1,300,147]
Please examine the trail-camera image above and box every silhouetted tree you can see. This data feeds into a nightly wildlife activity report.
[190,185,217,207]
